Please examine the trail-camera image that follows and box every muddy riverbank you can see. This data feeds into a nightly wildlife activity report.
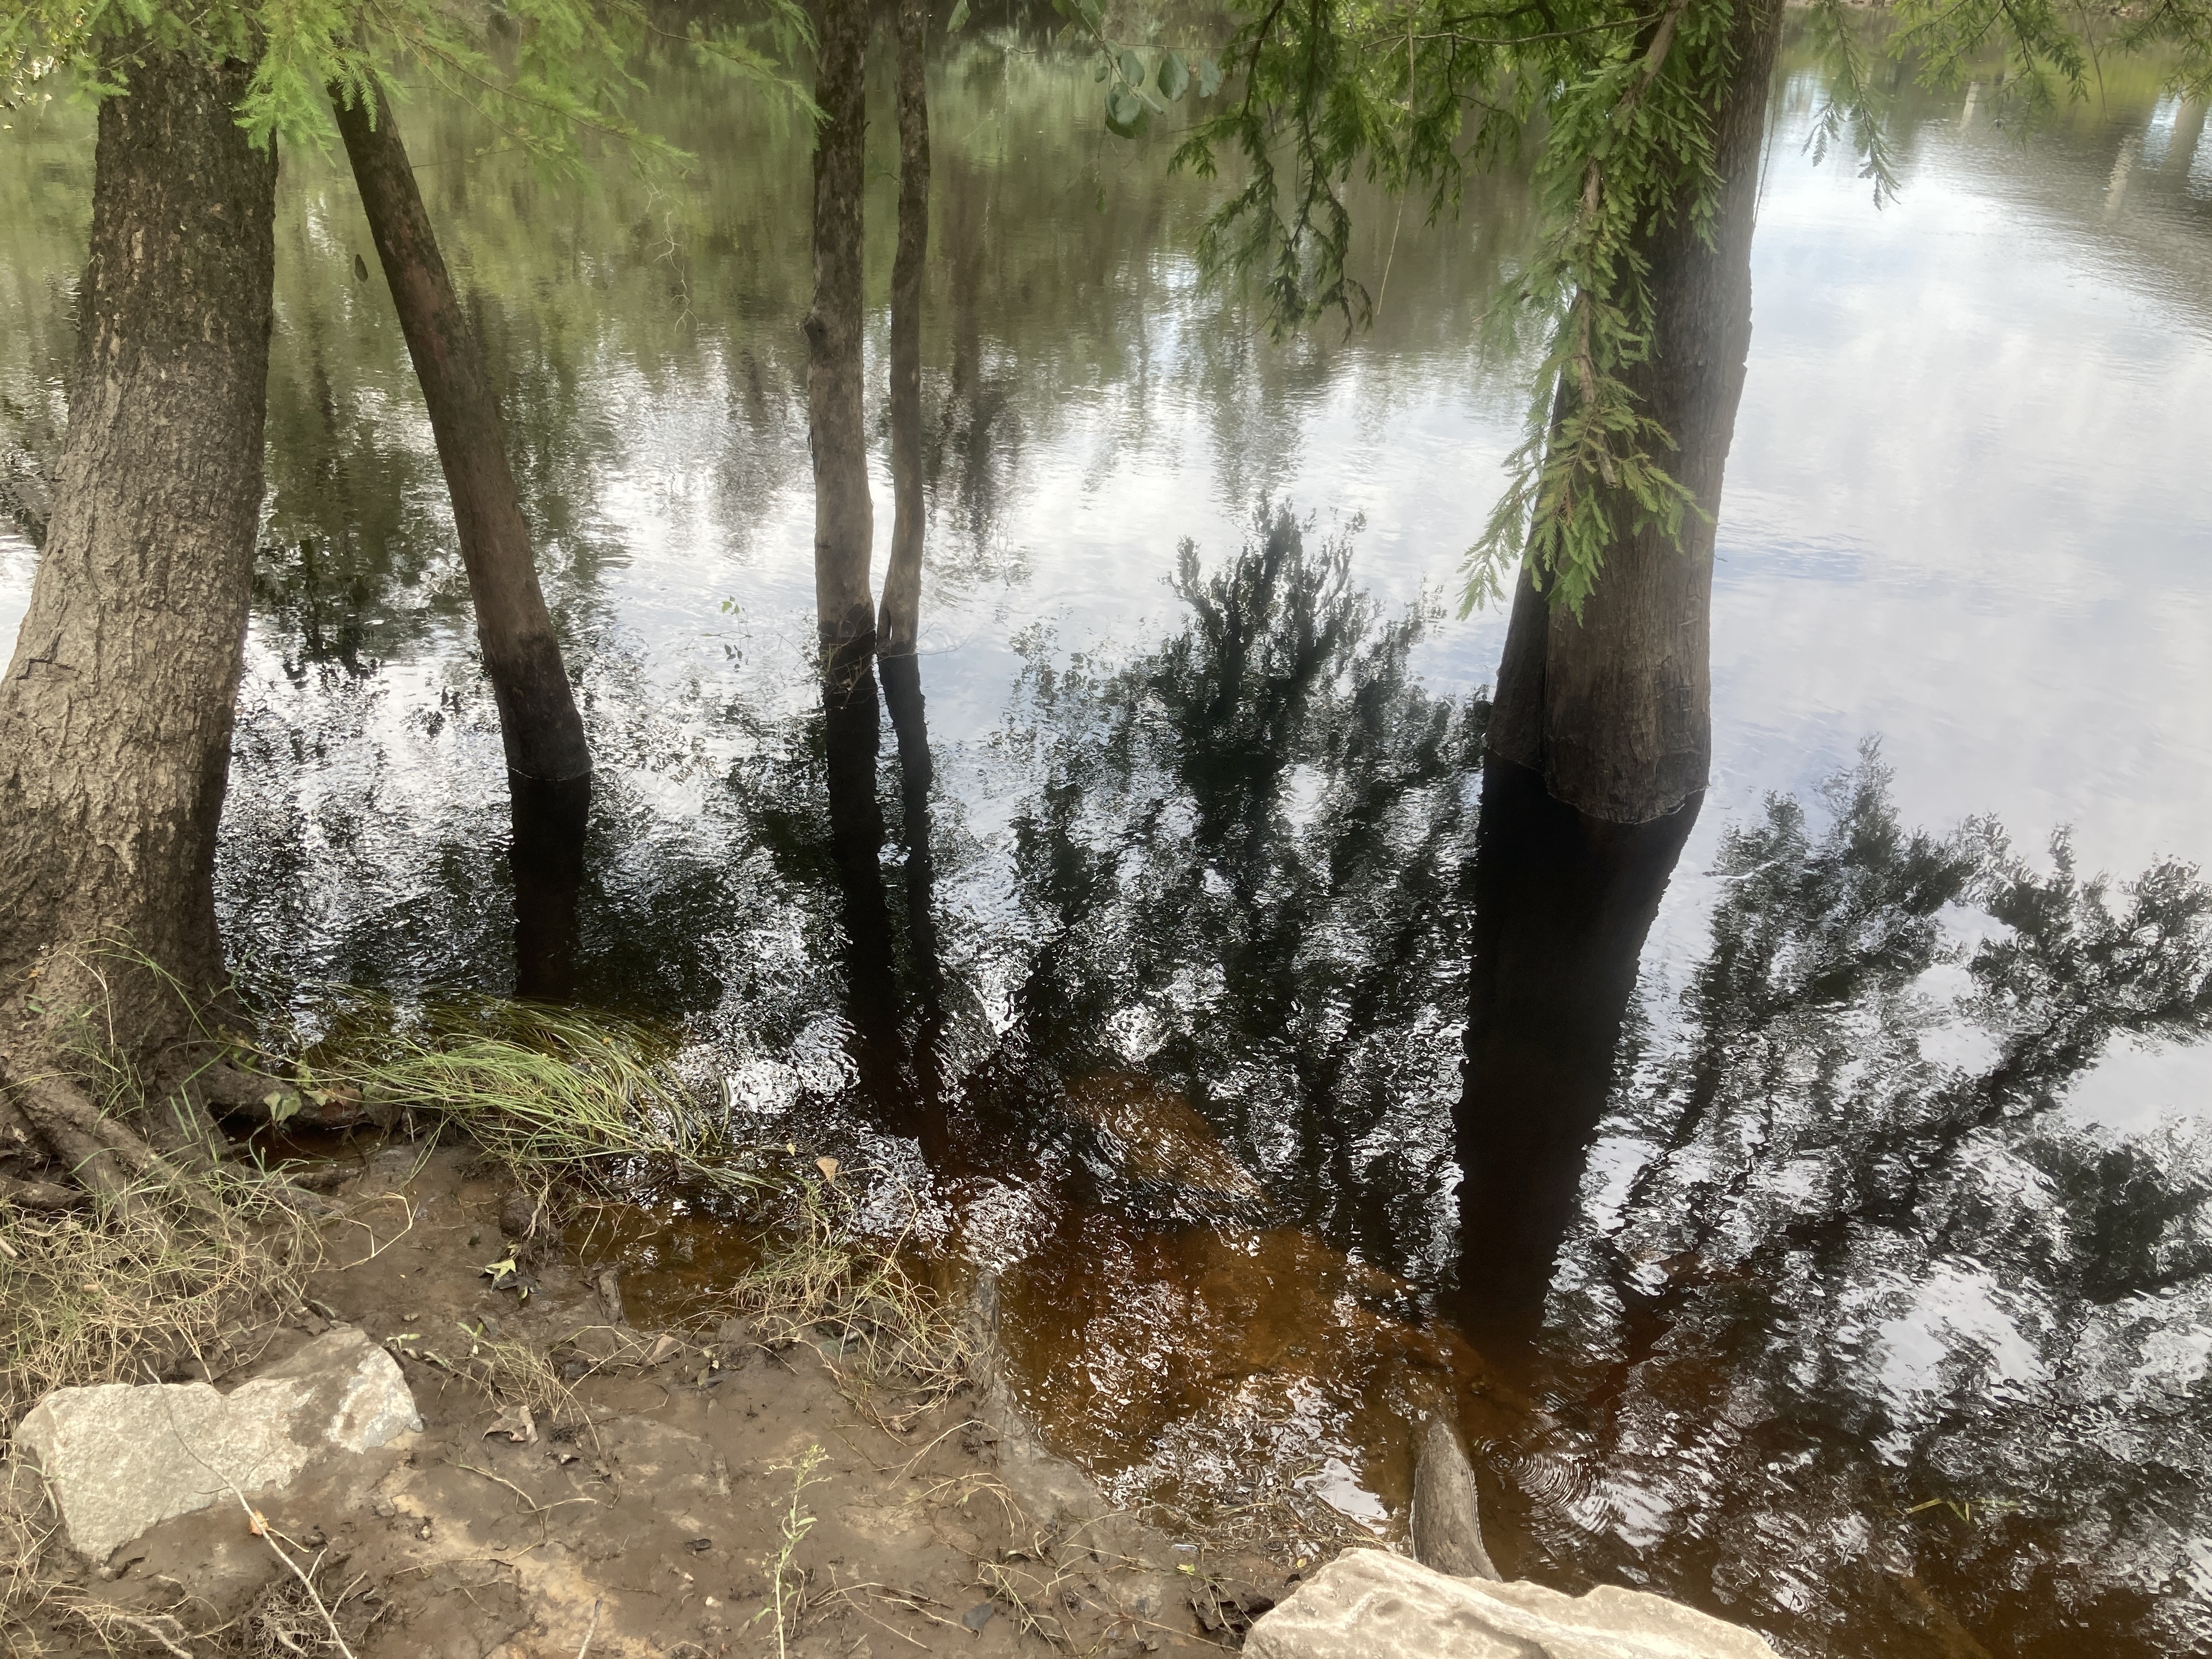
[4,1143,1302,1657]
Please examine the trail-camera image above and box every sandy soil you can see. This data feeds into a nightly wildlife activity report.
[68,1145,1294,1657]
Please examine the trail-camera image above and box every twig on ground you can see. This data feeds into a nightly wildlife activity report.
[447,1458,601,1516]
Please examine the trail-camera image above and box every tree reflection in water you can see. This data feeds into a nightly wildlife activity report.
[212,508,2212,1657]
[870,518,2212,1657]
[1507,757,2212,1657]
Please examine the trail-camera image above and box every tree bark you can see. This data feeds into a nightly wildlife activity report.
[0,48,278,1067]
[878,0,932,656]
[1486,0,1783,824]
[808,0,876,691]
[331,81,591,787]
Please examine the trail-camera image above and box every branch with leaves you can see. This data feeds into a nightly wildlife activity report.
[3,0,813,166]
[1135,0,2212,616]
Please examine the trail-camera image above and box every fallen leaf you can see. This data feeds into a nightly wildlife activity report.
[815,1155,840,1184]
[484,1403,538,1444]
[247,1511,269,1538]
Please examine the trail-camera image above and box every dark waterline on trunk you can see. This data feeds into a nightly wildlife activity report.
[1454,754,1701,1353]
[509,770,590,1001]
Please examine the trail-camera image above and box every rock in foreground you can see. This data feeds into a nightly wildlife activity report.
[1246,1548,1779,1659]
[15,1325,421,1561]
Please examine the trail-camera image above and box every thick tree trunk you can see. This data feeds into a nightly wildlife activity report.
[1486,0,1783,823]
[0,49,278,1078]
[878,0,932,656]
[1454,755,1699,1347]
[331,81,591,787]
[808,0,876,691]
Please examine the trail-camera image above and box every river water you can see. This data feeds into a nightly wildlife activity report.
[4,32,2211,1657]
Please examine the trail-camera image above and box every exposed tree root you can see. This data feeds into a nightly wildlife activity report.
[0,1054,151,1207]
[0,1172,76,1212]
[0,1042,338,1218]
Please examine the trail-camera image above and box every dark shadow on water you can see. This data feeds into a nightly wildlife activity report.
[822,661,908,1130]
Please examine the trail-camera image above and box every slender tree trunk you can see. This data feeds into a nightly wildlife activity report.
[1486,0,1783,824]
[1454,754,1699,1348]
[822,665,909,1120]
[880,651,948,1163]
[879,0,932,656]
[0,49,278,1192]
[808,0,876,692]
[880,654,941,995]
[331,81,591,787]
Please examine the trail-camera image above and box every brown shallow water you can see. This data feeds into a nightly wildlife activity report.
[8,27,2212,1657]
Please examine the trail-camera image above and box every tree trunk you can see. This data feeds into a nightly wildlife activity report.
[879,651,948,1163]
[510,772,590,1001]
[1453,754,1699,1348]
[822,664,908,1119]
[1486,0,1783,824]
[878,0,932,656]
[880,653,941,996]
[331,81,591,787]
[808,0,876,691]
[0,48,278,1082]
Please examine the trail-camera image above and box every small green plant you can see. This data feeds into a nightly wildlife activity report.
[752,1444,828,1659]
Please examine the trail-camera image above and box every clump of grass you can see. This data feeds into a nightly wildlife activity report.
[454,1321,586,1437]
[0,1166,320,1442]
[729,1176,966,1431]
[287,992,770,1200]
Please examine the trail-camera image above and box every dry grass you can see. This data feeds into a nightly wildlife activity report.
[0,1167,320,1444]
[1137,1470,1380,1572]
[0,1166,326,1658]
[455,1322,588,1438]
[1,1466,214,1658]
[726,1175,966,1432]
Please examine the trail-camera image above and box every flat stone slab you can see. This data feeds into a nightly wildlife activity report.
[15,1326,421,1561]
[1246,1548,1779,1659]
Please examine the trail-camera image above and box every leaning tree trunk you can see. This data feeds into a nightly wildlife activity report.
[0,48,279,1196]
[332,81,591,789]
[808,0,876,694]
[878,0,932,658]
[1486,0,1784,824]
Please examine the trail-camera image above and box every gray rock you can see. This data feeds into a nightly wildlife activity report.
[15,1327,422,1562]
[1245,1549,1779,1659]
[1410,1418,1500,1582]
